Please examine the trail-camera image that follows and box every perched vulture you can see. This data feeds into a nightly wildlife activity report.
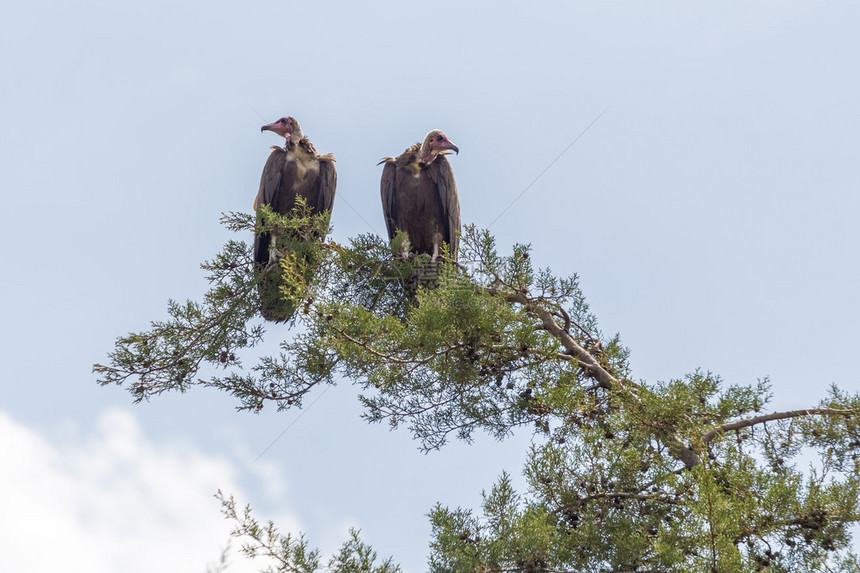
[254,116,336,322]
[380,130,461,262]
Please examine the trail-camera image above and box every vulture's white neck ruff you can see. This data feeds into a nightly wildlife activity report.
[289,120,304,143]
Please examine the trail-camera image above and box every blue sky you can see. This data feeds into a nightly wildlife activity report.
[2,1,860,571]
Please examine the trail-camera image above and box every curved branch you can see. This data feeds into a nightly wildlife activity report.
[701,408,857,446]
[483,284,702,470]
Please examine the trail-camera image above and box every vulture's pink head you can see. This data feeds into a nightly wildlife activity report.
[419,130,459,162]
[261,116,303,142]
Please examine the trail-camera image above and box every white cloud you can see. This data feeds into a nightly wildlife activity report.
[0,408,300,573]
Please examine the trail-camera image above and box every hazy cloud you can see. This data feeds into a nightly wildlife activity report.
[0,408,300,573]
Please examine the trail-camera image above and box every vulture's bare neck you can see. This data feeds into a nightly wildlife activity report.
[417,141,439,163]
[399,142,438,166]
[381,143,443,169]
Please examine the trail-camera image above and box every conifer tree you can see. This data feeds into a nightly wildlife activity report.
[95,210,860,572]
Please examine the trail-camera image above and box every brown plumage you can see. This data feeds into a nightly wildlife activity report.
[254,116,336,266]
[254,116,336,321]
[380,130,460,261]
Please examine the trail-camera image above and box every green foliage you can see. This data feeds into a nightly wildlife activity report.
[93,235,262,398]
[255,200,332,322]
[329,529,402,573]
[216,492,399,573]
[428,473,559,573]
[97,216,860,572]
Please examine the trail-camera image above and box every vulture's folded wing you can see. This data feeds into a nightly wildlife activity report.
[432,156,461,259]
[254,147,286,210]
[380,161,398,243]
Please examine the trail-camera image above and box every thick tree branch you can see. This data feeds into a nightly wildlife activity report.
[484,284,702,470]
[485,287,615,390]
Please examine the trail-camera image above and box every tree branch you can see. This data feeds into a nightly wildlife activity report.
[701,408,857,446]
[483,284,702,470]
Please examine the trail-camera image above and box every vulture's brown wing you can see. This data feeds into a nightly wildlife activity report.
[254,147,286,266]
[255,147,286,210]
[432,156,461,259]
[316,158,337,215]
[380,161,398,242]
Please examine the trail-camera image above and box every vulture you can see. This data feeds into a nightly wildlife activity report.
[254,116,336,322]
[380,130,461,262]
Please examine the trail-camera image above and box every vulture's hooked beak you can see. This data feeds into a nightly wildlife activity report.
[442,141,459,155]
[261,124,273,133]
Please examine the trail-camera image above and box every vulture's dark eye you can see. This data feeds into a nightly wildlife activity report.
[436,135,444,142]
[280,118,288,124]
